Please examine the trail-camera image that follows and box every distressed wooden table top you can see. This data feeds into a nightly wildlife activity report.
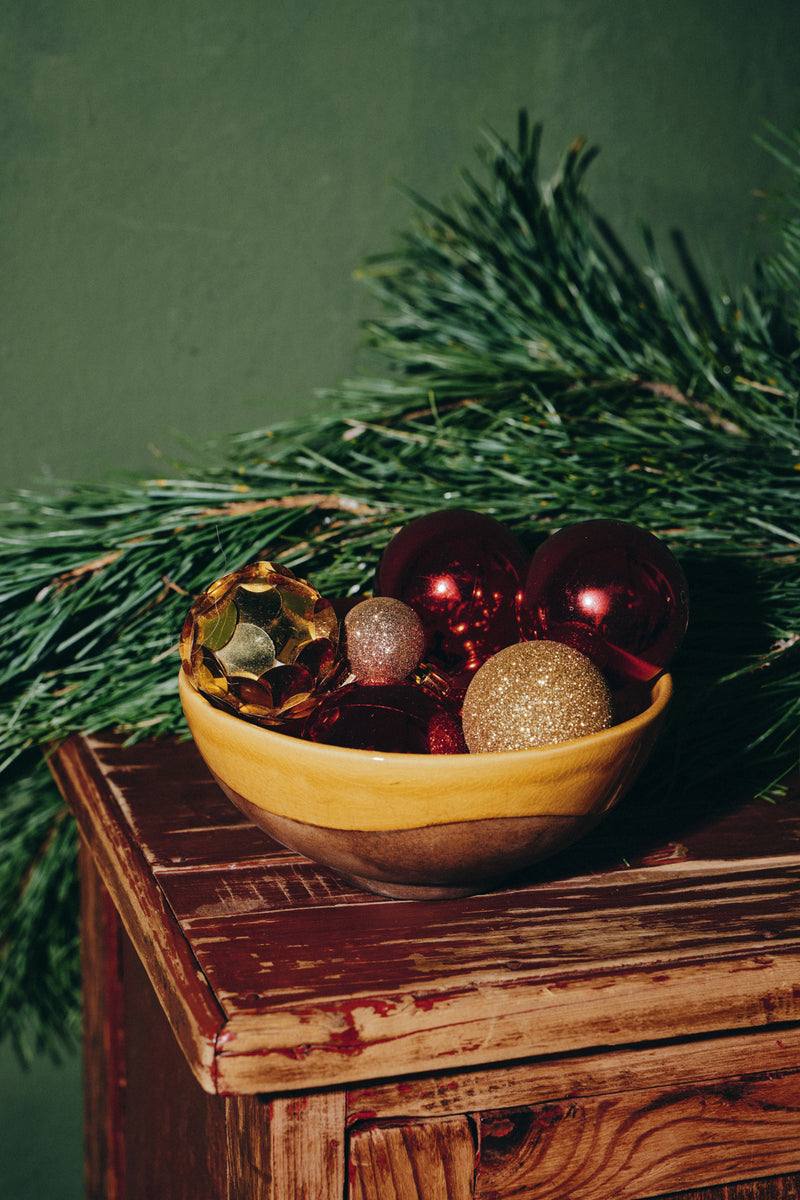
[50,733,800,1097]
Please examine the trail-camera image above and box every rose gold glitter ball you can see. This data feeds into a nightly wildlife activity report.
[461,640,614,753]
[344,597,426,684]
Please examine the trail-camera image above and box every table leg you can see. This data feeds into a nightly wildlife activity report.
[80,839,347,1199]
[226,1092,346,1200]
[80,836,126,1200]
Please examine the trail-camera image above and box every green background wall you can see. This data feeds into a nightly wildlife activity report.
[3,0,800,491]
[1,3,799,1197]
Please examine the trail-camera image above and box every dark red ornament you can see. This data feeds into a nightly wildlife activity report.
[374,509,528,694]
[302,681,467,754]
[518,519,689,685]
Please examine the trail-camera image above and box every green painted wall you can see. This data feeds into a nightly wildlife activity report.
[0,1041,82,1200]
[3,1,799,489]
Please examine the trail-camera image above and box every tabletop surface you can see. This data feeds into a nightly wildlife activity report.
[51,733,800,1097]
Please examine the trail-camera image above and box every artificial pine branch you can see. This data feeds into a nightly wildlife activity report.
[1,112,798,1059]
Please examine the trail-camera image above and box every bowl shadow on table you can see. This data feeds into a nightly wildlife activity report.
[507,668,799,894]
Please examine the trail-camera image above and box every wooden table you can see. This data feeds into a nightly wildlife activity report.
[50,733,800,1199]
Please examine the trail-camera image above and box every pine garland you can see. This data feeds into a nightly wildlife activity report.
[1,112,798,1060]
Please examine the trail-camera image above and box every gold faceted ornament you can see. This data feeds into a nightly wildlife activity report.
[180,561,339,726]
[462,639,614,753]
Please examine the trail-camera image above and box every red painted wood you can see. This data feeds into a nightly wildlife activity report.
[58,734,800,1195]
[586,775,800,873]
[50,736,228,1092]
[52,734,800,1097]
[119,931,228,1198]
[657,1177,800,1198]
[158,860,800,1012]
[79,735,800,874]
[80,842,126,1200]
[81,735,287,870]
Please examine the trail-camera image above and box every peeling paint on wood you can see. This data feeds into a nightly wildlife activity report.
[51,735,800,1196]
[50,735,800,1096]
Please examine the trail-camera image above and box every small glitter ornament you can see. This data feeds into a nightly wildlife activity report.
[518,519,689,685]
[375,508,527,694]
[302,681,467,754]
[461,640,614,753]
[344,597,426,684]
[180,561,339,725]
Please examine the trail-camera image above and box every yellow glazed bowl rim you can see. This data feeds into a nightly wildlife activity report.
[178,668,672,832]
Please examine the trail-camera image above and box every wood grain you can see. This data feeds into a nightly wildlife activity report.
[225,1093,272,1199]
[658,1176,800,1198]
[349,1117,475,1200]
[268,1091,346,1200]
[212,949,800,1094]
[62,734,800,1197]
[347,1022,800,1122]
[82,734,288,871]
[474,1073,800,1199]
[51,734,800,1095]
[163,860,800,1007]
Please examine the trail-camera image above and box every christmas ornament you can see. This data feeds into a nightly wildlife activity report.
[180,561,339,724]
[302,681,467,754]
[374,508,528,693]
[461,639,614,753]
[344,596,426,684]
[518,519,688,684]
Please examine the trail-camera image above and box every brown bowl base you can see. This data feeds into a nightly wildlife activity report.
[338,873,502,901]
[216,777,602,899]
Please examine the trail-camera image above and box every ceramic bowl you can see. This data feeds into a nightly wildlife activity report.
[178,668,672,899]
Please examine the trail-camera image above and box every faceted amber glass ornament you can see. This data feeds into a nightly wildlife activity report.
[180,561,339,726]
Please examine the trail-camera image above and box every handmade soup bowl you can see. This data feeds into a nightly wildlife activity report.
[178,669,672,899]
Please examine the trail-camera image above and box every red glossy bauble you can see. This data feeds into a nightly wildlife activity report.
[518,519,689,684]
[374,509,528,692]
[302,681,466,754]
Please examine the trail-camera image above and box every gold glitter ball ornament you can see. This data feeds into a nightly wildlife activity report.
[461,639,614,753]
[344,597,426,684]
[180,561,339,725]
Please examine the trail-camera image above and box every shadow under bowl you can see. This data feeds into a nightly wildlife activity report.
[178,669,672,899]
